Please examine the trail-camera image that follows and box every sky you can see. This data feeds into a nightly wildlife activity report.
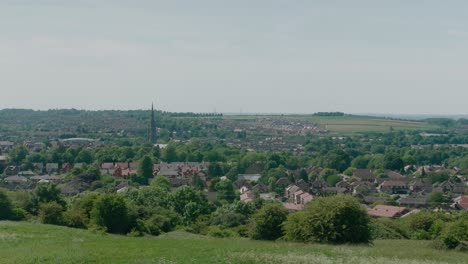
[1,1,468,114]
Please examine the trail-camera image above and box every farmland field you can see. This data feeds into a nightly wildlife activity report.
[0,221,465,264]
[223,115,437,134]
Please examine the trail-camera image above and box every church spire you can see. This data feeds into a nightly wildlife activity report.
[149,103,157,144]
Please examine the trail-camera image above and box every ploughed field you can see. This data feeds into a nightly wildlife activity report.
[0,221,465,264]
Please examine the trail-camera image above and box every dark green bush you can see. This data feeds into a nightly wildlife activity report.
[38,202,64,225]
[249,203,287,241]
[283,195,371,244]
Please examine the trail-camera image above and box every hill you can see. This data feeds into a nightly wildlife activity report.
[223,114,438,134]
[0,221,465,264]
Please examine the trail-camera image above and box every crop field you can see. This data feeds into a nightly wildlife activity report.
[0,221,465,264]
[223,115,437,134]
[306,116,437,133]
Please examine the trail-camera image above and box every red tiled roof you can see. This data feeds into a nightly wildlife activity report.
[368,205,409,218]
[453,195,468,210]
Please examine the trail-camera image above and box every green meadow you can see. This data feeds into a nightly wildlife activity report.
[0,221,465,264]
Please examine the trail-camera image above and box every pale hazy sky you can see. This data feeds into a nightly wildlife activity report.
[1,1,468,114]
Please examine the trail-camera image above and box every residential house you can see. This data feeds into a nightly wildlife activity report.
[239,186,250,194]
[61,163,73,173]
[115,162,129,170]
[0,141,14,152]
[240,190,255,203]
[30,175,61,183]
[324,187,348,195]
[32,163,44,174]
[353,169,376,183]
[238,174,262,182]
[296,179,309,192]
[378,180,409,194]
[276,177,290,189]
[310,178,327,194]
[3,175,28,185]
[452,195,468,210]
[45,163,59,174]
[368,205,410,218]
[252,183,268,193]
[409,178,433,193]
[439,180,465,195]
[399,194,429,208]
[4,165,19,176]
[285,185,301,202]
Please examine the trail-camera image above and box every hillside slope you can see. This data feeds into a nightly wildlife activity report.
[0,221,466,264]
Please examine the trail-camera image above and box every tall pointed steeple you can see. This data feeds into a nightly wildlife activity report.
[149,103,157,144]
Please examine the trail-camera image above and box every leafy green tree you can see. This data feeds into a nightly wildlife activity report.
[215,179,236,203]
[8,145,28,164]
[151,176,171,191]
[249,203,287,240]
[163,145,178,162]
[439,219,468,249]
[283,195,371,244]
[170,186,210,224]
[91,194,133,234]
[207,163,224,178]
[323,149,351,172]
[192,173,205,190]
[31,183,65,213]
[137,156,153,185]
[383,152,404,171]
[38,201,64,225]
[428,192,449,207]
[75,149,93,164]
[0,190,13,220]
[351,156,370,169]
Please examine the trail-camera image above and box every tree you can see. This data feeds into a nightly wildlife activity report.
[151,176,171,191]
[383,152,404,171]
[137,156,153,185]
[163,145,178,162]
[207,163,224,178]
[428,192,449,207]
[75,149,93,164]
[170,186,210,224]
[323,149,351,172]
[215,179,236,203]
[0,190,13,220]
[351,156,370,169]
[38,201,64,225]
[8,145,28,164]
[283,195,371,244]
[439,219,468,249]
[249,203,287,240]
[91,194,133,234]
[31,183,65,213]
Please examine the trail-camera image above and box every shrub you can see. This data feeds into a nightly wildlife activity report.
[370,219,407,240]
[283,195,371,244]
[282,211,309,241]
[38,202,64,225]
[249,203,287,240]
[0,190,13,220]
[91,194,133,234]
[10,208,27,221]
[438,219,468,250]
[63,209,89,228]
[207,226,237,238]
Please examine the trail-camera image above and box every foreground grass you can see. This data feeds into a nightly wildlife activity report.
[0,221,465,264]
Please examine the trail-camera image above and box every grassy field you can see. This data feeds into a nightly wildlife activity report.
[306,116,437,133]
[222,115,437,134]
[0,221,466,264]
